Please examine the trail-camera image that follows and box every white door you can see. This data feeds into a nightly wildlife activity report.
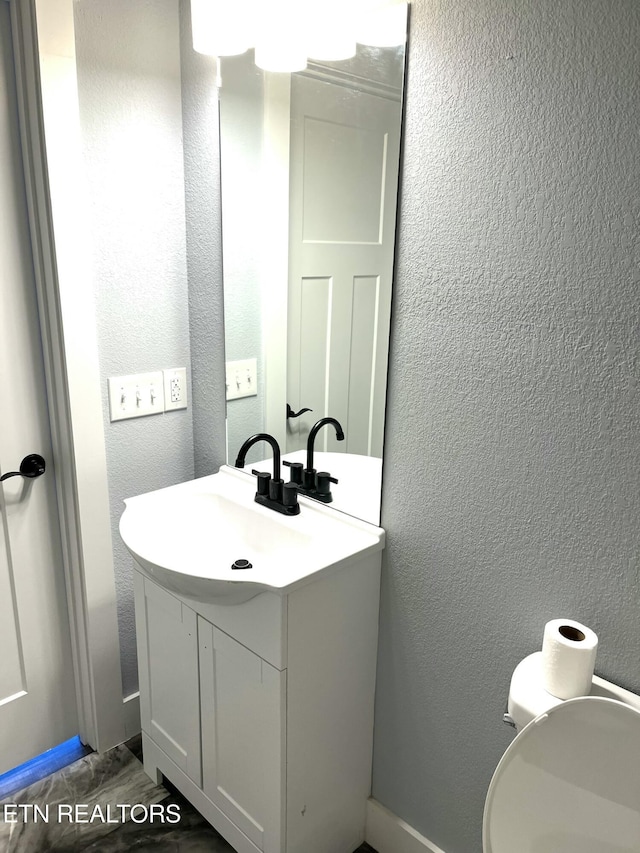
[0,11,77,775]
[286,74,401,457]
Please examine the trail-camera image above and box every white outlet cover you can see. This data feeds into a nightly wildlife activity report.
[163,367,188,411]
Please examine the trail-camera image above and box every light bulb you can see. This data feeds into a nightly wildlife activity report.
[356,1,408,48]
[254,40,308,73]
[254,0,308,72]
[306,31,356,62]
[191,0,253,56]
[303,1,357,62]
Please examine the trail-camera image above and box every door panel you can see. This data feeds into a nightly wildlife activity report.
[0,515,26,706]
[300,116,385,244]
[0,5,77,773]
[348,275,379,452]
[288,275,331,451]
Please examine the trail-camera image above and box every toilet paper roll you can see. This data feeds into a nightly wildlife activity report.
[541,618,598,700]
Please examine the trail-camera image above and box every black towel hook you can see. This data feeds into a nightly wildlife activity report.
[0,454,46,482]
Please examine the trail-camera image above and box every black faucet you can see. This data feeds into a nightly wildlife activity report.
[306,417,344,469]
[235,433,300,516]
[283,417,344,504]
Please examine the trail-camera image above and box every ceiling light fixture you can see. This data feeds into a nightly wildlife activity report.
[356,1,408,48]
[191,0,408,72]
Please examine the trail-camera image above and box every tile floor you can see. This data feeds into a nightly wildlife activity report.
[0,736,377,852]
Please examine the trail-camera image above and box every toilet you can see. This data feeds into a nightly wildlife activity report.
[482,652,640,852]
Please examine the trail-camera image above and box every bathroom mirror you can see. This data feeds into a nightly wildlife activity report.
[220,30,407,526]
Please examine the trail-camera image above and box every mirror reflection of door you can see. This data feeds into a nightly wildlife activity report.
[220,44,406,473]
[286,74,401,457]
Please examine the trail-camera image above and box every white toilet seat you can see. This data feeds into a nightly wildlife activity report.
[483,696,640,853]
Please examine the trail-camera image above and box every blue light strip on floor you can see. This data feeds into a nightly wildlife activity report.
[0,735,91,800]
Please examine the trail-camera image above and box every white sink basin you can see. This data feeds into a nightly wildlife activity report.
[119,465,384,604]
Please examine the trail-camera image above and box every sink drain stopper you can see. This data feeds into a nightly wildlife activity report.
[231,558,253,570]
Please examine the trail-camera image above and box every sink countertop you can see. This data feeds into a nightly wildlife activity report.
[120,465,384,604]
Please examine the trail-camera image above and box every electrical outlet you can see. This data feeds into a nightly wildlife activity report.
[163,368,188,411]
[226,359,258,400]
[108,372,165,421]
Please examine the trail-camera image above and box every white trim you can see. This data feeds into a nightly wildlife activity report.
[10,0,125,751]
[301,62,403,102]
[366,799,449,853]
[123,692,141,741]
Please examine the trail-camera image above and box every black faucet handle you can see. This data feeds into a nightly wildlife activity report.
[316,471,338,496]
[302,467,316,490]
[269,478,284,503]
[283,460,304,485]
[251,470,271,496]
[282,482,299,510]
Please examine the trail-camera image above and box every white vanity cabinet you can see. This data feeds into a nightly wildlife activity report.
[198,618,286,852]
[133,550,381,853]
[133,575,202,785]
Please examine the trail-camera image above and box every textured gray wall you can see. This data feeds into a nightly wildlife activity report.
[74,0,194,698]
[179,13,263,472]
[179,0,227,478]
[373,2,640,852]
[71,1,640,847]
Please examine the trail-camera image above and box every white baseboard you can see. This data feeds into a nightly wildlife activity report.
[365,799,448,853]
[123,691,141,740]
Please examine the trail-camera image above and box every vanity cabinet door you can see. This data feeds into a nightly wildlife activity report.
[134,573,201,786]
[198,617,285,853]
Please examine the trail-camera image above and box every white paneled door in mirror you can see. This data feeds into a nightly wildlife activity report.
[287,74,400,458]
[221,29,407,525]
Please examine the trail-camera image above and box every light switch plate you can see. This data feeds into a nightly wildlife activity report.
[226,359,258,400]
[163,368,188,411]
[108,372,164,421]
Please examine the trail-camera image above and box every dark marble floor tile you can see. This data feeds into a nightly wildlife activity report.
[82,791,233,852]
[0,743,166,852]
[1,730,379,853]
[84,785,377,853]
[123,733,144,764]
